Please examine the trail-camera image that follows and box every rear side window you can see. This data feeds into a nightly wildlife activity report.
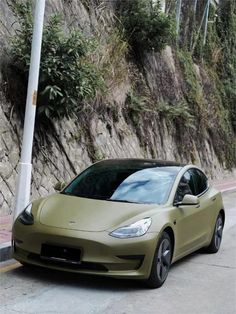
[190,169,208,196]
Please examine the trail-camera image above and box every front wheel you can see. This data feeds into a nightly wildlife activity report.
[205,214,224,253]
[145,232,172,288]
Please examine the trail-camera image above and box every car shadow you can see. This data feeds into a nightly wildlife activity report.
[170,248,205,270]
[9,263,146,291]
[8,249,206,291]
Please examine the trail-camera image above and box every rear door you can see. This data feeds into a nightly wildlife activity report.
[189,168,217,238]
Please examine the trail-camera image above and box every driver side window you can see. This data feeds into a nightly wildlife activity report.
[174,171,194,203]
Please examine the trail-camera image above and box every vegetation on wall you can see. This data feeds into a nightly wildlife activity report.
[126,89,194,129]
[216,1,236,132]
[6,0,104,120]
[120,0,236,168]
[116,0,175,54]
[184,0,236,134]
[1,0,235,169]
[177,48,234,167]
[171,0,236,167]
[93,27,129,100]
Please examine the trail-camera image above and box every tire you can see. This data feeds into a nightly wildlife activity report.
[205,214,224,253]
[19,261,31,267]
[19,261,36,268]
[145,231,172,288]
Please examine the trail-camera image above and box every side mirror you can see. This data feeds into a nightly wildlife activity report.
[54,181,67,191]
[175,194,199,207]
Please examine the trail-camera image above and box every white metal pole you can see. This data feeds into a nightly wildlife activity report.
[14,0,45,220]
[161,0,166,13]
[193,0,198,15]
[203,0,210,46]
[176,0,182,36]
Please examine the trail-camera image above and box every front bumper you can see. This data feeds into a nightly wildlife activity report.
[12,219,159,279]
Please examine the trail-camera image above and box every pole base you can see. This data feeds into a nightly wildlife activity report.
[14,162,32,221]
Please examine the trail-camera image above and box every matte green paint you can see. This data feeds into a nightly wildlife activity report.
[12,163,224,280]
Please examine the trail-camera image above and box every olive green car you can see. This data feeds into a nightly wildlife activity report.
[12,159,225,288]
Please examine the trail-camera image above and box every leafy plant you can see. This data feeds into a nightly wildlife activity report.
[126,90,149,113]
[126,90,194,129]
[158,101,195,129]
[117,0,175,54]
[8,0,104,120]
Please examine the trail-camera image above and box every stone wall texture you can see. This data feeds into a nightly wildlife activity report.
[0,0,235,216]
[0,88,230,216]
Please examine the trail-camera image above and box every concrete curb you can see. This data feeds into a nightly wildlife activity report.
[220,187,236,194]
[0,187,235,263]
[0,242,12,262]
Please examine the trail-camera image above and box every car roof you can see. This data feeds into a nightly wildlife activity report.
[96,158,185,168]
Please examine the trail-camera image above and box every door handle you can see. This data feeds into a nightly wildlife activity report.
[211,197,216,202]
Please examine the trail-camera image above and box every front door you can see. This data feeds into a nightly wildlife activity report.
[174,170,209,258]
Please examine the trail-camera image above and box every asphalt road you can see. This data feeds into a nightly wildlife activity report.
[0,192,236,314]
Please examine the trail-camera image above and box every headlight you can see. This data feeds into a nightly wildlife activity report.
[19,203,34,225]
[109,217,152,238]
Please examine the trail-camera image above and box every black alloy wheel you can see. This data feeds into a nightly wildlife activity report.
[206,213,224,253]
[146,231,172,288]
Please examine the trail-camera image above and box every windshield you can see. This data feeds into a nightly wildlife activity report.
[62,162,180,204]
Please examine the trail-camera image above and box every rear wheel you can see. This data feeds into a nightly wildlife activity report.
[146,232,172,288]
[205,214,224,253]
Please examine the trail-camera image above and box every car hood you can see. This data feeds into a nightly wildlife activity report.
[38,193,157,232]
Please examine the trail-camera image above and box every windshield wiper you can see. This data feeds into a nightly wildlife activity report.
[107,199,141,204]
[60,193,106,200]
[60,191,73,196]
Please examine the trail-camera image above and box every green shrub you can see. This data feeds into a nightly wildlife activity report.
[117,0,175,53]
[8,0,104,120]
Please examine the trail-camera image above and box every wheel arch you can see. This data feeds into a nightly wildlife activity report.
[162,226,175,262]
[219,208,225,226]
